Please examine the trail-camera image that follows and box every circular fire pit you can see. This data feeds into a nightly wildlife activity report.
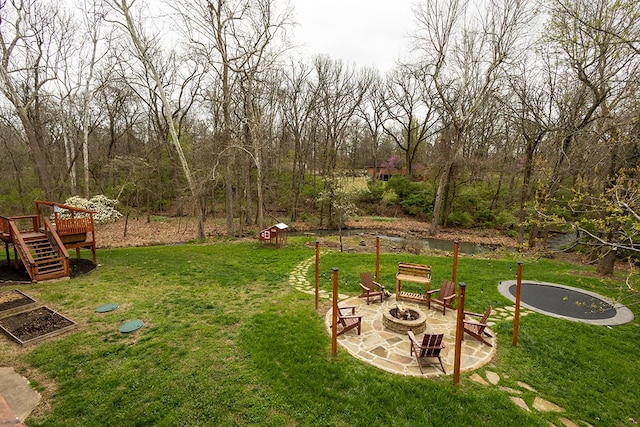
[383,306,427,334]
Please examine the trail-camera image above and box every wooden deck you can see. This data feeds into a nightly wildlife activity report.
[1,201,98,281]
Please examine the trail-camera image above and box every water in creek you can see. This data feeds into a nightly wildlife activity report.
[295,229,492,255]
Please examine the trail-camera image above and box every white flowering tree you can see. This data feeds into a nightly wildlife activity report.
[60,195,123,224]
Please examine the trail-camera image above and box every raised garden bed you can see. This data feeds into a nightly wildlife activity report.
[0,306,77,345]
[0,289,39,318]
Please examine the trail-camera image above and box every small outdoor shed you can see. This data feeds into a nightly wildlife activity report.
[259,223,288,247]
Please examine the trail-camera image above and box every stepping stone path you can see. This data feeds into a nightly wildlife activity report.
[288,255,350,301]
[487,305,534,326]
[470,369,591,426]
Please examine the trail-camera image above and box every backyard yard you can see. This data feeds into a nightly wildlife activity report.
[0,233,638,426]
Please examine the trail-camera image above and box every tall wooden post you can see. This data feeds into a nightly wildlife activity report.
[512,262,523,347]
[452,241,459,284]
[453,282,467,384]
[331,268,339,356]
[375,236,381,282]
[315,241,320,310]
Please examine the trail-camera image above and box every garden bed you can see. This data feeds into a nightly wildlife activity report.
[0,305,77,345]
[0,289,38,318]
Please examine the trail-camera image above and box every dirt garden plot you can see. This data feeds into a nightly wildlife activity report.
[0,290,77,345]
[0,289,38,317]
[0,306,77,345]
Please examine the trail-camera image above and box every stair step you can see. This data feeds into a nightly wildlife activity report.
[26,239,59,262]
[30,251,57,260]
[10,225,70,282]
[37,265,65,275]
[27,241,52,248]
[35,261,65,275]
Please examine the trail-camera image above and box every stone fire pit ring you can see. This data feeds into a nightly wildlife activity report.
[382,306,427,335]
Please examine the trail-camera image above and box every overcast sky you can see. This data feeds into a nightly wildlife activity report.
[290,0,416,73]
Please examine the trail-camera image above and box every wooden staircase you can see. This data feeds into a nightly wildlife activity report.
[1,216,70,283]
[20,234,68,281]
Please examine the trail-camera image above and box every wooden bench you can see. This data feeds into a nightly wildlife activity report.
[395,262,431,303]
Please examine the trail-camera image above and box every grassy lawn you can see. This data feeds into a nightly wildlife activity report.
[1,237,639,426]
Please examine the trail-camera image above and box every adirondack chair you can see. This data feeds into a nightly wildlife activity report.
[408,331,446,374]
[463,306,493,347]
[336,306,362,336]
[427,280,456,315]
[359,272,385,305]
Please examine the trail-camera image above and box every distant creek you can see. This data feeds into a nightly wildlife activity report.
[293,229,578,256]
[293,229,493,255]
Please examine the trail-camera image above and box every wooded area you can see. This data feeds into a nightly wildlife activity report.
[1,0,639,273]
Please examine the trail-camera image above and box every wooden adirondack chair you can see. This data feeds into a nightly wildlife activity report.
[336,306,362,336]
[359,272,385,305]
[427,280,456,315]
[408,331,446,374]
[463,306,493,347]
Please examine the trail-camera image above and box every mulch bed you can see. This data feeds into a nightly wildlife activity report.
[0,258,96,285]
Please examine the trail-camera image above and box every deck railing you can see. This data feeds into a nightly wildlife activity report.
[34,200,97,264]
[35,200,96,236]
[7,218,35,275]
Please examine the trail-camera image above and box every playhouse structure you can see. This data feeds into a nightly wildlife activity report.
[259,223,288,247]
[1,200,97,282]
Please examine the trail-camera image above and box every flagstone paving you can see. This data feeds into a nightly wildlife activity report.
[288,256,593,427]
[323,295,496,377]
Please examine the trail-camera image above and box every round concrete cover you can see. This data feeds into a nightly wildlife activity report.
[96,303,119,313]
[119,319,144,333]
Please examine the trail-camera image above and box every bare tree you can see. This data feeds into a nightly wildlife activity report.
[313,55,369,227]
[380,64,439,178]
[503,53,555,246]
[544,0,640,193]
[280,59,318,220]
[413,0,532,234]
[233,0,293,231]
[530,0,640,252]
[356,68,385,183]
[52,0,111,197]
[173,0,292,233]
[0,0,73,200]
[78,0,111,198]
[107,0,204,237]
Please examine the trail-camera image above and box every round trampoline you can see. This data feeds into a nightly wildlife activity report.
[498,280,634,326]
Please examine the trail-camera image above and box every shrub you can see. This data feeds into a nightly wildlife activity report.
[62,195,123,224]
[386,175,420,200]
[447,211,473,227]
[356,180,385,204]
[473,208,496,227]
[400,189,433,217]
[495,210,517,230]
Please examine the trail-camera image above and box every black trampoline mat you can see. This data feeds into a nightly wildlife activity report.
[509,282,616,320]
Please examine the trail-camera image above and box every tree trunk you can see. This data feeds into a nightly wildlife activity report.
[16,108,56,201]
[196,196,205,240]
[430,159,454,235]
[61,127,77,195]
[517,153,534,246]
[255,154,264,231]
[225,161,235,235]
[528,223,539,249]
[596,247,617,276]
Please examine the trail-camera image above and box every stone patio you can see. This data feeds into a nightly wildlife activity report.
[325,295,496,377]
